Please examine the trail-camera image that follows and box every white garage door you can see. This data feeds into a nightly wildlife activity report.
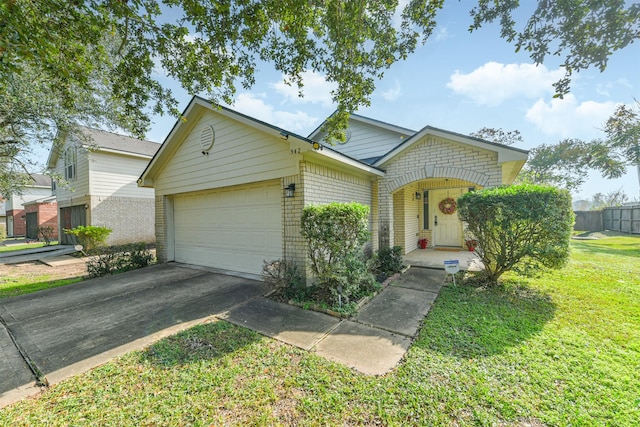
[173,181,282,275]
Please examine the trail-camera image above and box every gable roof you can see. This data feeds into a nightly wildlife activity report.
[308,111,416,141]
[28,173,52,188]
[47,126,160,169]
[308,112,528,170]
[80,127,160,157]
[373,124,529,167]
[138,97,384,187]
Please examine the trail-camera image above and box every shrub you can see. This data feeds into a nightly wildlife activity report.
[64,225,112,251]
[37,226,55,246]
[262,259,307,300]
[0,226,6,240]
[301,202,375,307]
[457,184,574,285]
[374,245,404,276]
[86,243,155,278]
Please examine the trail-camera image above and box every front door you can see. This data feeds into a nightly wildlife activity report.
[432,189,464,247]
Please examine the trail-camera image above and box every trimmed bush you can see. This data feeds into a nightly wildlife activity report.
[64,225,112,251]
[301,202,375,307]
[86,243,155,278]
[457,184,574,285]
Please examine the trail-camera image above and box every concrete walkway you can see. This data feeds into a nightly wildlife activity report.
[0,244,79,265]
[0,264,446,407]
[222,267,446,375]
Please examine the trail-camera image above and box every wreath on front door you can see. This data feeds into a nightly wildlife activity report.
[438,197,457,215]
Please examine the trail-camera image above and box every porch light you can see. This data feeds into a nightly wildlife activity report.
[312,141,323,150]
[279,132,289,140]
[284,183,296,198]
[415,191,421,200]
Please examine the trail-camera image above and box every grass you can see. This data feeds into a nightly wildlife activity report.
[0,275,83,299]
[0,241,58,253]
[1,236,639,425]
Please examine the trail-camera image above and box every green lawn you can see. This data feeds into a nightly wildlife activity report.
[0,275,83,299]
[0,241,57,252]
[1,236,638,426]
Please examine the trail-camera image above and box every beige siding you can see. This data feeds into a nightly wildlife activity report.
[154,111,298,196]
[89,151,154,199]
[52,145,90,204]
[7,188,51,210]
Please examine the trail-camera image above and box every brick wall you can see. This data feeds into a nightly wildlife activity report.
[90,196,155,245]
[155,195,168,263]
[379,135,503,249]
[24,202,59,239]
[282,160,375,283]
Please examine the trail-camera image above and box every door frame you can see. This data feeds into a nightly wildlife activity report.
[431,188,464,247]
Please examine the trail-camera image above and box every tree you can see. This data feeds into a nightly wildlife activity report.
[591,189,629,209]
[514,138,627,191]
[0,52,148,196]
[2,0,637,187]
[470,127,523,146]
[601,102,640,199]
[457,184,574,285]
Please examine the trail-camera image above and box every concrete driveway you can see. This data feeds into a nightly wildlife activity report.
[0,263,264,405]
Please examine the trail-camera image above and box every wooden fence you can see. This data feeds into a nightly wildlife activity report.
[574,205,640,234]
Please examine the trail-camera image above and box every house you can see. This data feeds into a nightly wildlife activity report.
[23,196,58,241]
[47,127,160,245]
[0,199,6,238]
[138,96,528,279]
[4,174,53,238]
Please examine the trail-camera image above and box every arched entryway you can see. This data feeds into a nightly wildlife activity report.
[391,177,480,253]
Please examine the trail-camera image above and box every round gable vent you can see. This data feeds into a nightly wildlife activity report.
[200,125,215,152]
[337,129,352,145]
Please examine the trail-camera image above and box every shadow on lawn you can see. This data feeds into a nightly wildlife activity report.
[140,321,261,367]
[415,280,556,358]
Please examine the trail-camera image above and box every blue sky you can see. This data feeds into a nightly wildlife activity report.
[144,2,638,202]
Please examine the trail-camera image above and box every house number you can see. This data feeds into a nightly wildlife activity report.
[290,148,301,154]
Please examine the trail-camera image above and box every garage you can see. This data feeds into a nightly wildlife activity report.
[172,180,283,275]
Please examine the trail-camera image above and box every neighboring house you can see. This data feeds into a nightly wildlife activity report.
[139,96,528,279]
[4,174,53,238]
[47,127,160,245]
[23,196,58,240]
[0,199,6,237]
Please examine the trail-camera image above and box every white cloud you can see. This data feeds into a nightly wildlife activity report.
[525,94,620,139]
[595,78,633,97]
[232,93,319,134]
[447,62,565,106]
[270,71,336,107]
[380,80,402,101]
[433,26,450,42]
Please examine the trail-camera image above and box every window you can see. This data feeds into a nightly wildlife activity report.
[51,180,57,194]
[423,190,429,229]
[64,147,77,180]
